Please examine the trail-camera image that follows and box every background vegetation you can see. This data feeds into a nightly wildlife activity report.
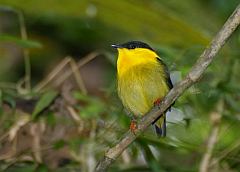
[0,0,239,171]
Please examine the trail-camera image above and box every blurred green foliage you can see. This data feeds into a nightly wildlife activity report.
[0,0,239,172]
[0,34,42,48]
[32,90,58,119]
[73,91,105,119]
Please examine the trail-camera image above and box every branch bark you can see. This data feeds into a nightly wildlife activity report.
[95,4,240,172]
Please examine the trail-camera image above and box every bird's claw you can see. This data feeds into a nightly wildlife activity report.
[154,98,162,107]
[130,120,137,135]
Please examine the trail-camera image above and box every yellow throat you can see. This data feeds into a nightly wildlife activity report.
[117,48,159,76]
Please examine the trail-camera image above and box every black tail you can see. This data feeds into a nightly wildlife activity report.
[154,117,166,137]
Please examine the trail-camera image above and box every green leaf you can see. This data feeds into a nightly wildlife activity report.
[6,164,35,172]
[2,94,16,108]
[45,111,56,126]
[53,139,66,150]
[0,34,42,48]
[32,90,58,119]
[73,91,90,101]
[79,103,103,119]
[0,89,2,109]
[68,138,85,152]
[35,164,48,172]
[137,139,163,172]
[73,91,105,119]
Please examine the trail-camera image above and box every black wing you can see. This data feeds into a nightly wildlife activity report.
[156,57,175,111]
[156,57,173,90]
[151,57,174,135]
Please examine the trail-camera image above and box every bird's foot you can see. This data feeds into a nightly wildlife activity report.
[154,98,162,107]
[130,120,137,135]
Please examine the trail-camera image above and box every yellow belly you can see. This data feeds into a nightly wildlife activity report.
[117,62,169,116]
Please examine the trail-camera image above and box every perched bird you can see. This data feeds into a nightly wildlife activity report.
[112,41,173,137]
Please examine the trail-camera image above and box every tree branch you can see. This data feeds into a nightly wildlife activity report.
[95,4,240,172]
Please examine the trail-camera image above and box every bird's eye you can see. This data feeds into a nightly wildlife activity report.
[130,45,136,49]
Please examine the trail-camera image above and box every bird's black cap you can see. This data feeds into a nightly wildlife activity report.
[111,41,154,51]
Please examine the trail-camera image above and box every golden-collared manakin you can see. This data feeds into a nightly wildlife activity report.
[112,41,173,137]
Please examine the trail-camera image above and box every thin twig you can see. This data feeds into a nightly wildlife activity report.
[199,100,223,172]
[54,52,101,87]
[69,58,88,94]
[0,6,31,93]
[18,10,31,92]
[33,57,72,92]
[66,105,85,133]
[34,52,100,92]
[210,138,240,167]
[95,4,240,172]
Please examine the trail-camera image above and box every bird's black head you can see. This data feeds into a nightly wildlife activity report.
[112,41,154,51]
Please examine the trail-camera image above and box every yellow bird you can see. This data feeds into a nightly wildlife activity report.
[112,41,173,137]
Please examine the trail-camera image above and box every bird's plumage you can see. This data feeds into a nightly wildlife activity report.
[114,41,173,137]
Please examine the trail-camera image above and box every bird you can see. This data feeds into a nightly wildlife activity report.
[112,41,173,137]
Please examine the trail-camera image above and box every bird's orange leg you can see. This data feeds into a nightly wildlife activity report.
[130,120,137,135]
[154,98,162,107]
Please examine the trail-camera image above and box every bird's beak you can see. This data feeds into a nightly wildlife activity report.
[111,44,122,49]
